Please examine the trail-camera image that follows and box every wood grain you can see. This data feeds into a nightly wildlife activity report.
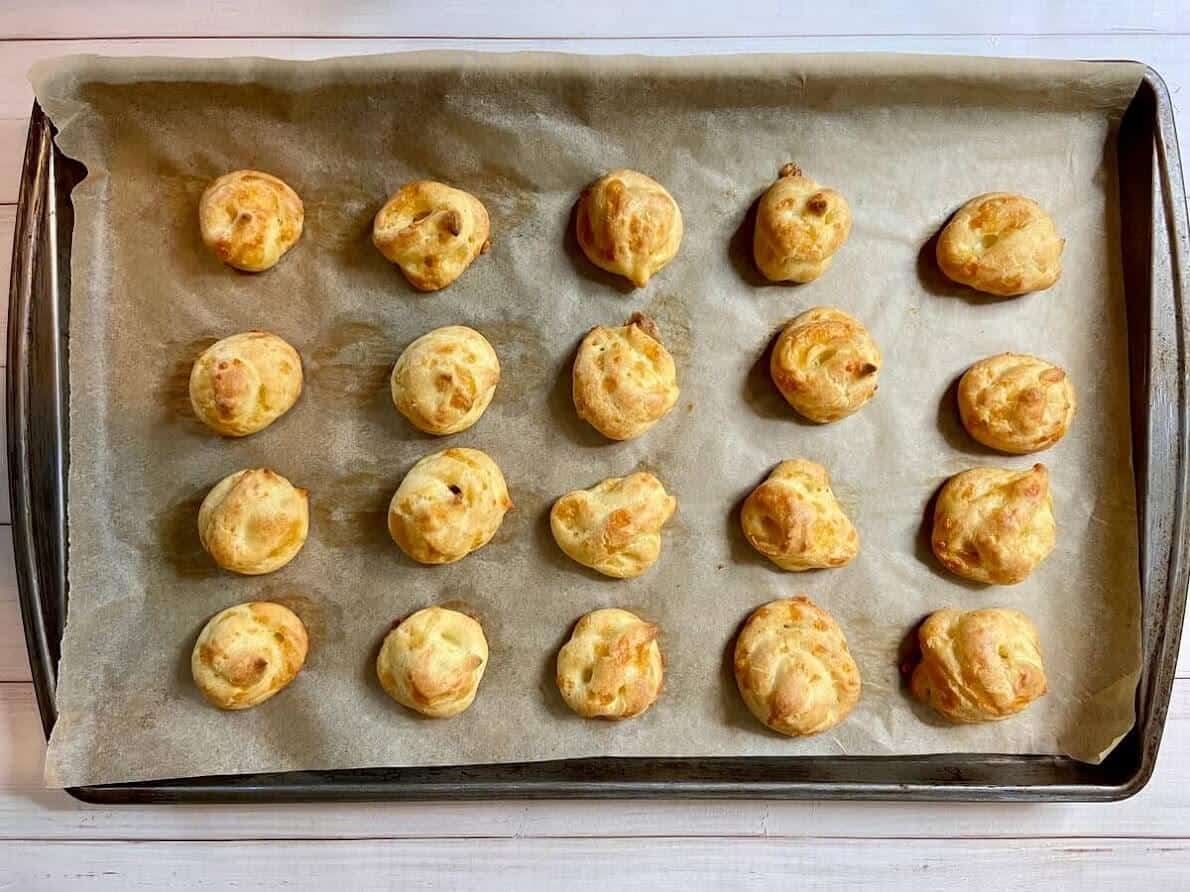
[0,205,12,336]
[0,534,21,682]
[0,2,1181,40]
[0,365,7,522]
[0,124,24,206]
[2,836,1189,889]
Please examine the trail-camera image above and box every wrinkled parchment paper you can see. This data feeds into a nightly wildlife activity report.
[32,53,1145,785]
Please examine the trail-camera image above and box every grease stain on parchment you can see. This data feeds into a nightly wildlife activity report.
[308,320,393,408]
[308,470,394,548]
[156,336,219,425]
[153,487,218,580]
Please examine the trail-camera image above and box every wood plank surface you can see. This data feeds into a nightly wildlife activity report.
[0,122,25,207]
[1,205,12,341]
[2,836,1188,890]
[0,2,1180,40]
[0,534,23,682]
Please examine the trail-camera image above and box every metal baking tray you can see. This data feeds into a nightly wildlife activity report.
[8,65,1189,803]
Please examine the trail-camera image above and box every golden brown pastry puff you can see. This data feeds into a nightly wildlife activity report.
[740,459,858,571]
[556,608,664,720]
[734,596,861,736]
[770,306,881,423]
[372,181,490,291]
[198,468,309,575]
[376,606,489,718]
[753,163,852,283]
[550,472,677,578]
[188,331,303,437]
[958,353,1076,454]
[192,601,309,709]
[387,447,512,564]
[931,464,1055,585]
[391,325,500,435]
[910,607,1047,723]
[576,169,683,287]
[936,192,1064,296]
[198,170,304,272]
[572,313,679,440]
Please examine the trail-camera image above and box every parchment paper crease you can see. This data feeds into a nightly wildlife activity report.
[31,52,1145,785]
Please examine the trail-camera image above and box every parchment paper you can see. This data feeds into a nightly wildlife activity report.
[31,53,1146,786]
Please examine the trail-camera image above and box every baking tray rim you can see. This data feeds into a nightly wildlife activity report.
[7,58,1187,803]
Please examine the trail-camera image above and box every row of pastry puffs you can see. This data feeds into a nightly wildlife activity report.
[188,315,1072,582]
[188,313,679,443]
[191,596,1047,732]
[188,165,1069,731]
[193,452,1057,584]
[199,164,1062,298]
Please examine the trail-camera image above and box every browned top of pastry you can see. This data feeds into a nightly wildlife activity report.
[199,170,304,272]
[191,601,309,709]
[770,306,881,423]
[734,595,861,737]
[376,606,489,718]
[932,464,1056,585]
[740,459,858,571]
[189,331,303,436]
[911,607,1047,723]
[387,447,512,564]
[572,313,679,440]
[576,169,683,287]
[936,192,1064,296]
[753,163,851,283]
[958,353,1076,454]
[197,468,309,575]
[556,608,664,719]
[372,181,490,291]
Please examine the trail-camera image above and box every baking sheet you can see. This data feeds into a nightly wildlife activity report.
[30,52,1145,786]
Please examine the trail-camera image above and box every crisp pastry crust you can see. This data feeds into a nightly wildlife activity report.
[556,608,663,720]
[191,601,309,709]
[740,459,858,571]
[572,313,679,440]
[753,163,852,283]
[936,192,1064,296]
[576,169,683,287]
[391,325,500,435]
[958,353,1076,454]
[376,607,488,718]
[198,468,309,575]
[199,170,304,272]
[770,306,881,423]
[372,181,491,291]
[188,331,303,437]
[911,607,1047,723]
[387,448,512,564]
[932,464,1056,585]
[551,472,677,578]
[734,596,861,737]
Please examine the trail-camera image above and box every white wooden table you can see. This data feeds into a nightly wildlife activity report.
[2,4,1189,887]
